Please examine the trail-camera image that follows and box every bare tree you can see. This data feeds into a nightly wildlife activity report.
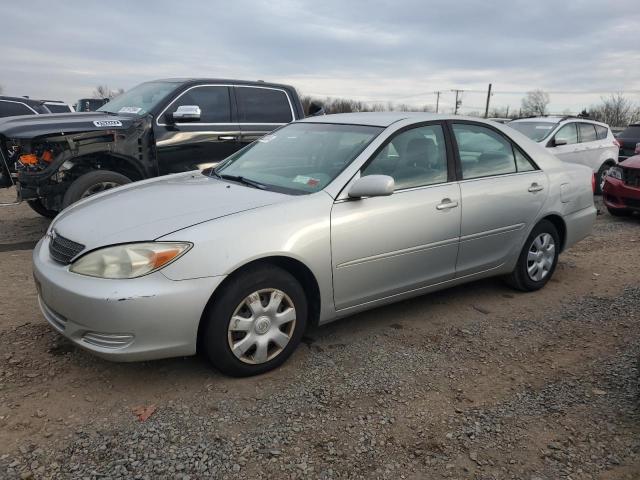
[521,89,550,116]
[300,94,437,115]
[589,93,640,127]
[93,85,124,100]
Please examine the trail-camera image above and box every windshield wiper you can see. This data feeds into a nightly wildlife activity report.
[217,173,267,190]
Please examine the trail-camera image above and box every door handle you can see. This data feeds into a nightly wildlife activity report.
[218,135,237,141]
[436,198,459,210]
[528,183,544,193]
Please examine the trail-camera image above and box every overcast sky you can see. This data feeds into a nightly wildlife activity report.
[2,0,639,114]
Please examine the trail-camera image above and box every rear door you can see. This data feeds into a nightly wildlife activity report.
[235,86,295,146]
[452,122,548,276]
[576,122,600,172]
[154,85,240,174]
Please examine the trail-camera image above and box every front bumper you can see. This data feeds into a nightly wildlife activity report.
[603,177,640,211]
[32,237,225,361]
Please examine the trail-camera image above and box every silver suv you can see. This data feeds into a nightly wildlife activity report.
[509,116,619,193]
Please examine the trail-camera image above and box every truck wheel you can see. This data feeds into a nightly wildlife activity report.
[27,199,58,219]
[62,170,131,209]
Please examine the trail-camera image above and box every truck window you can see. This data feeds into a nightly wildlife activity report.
[236,87,293,124]
[0,100,35,117]
[167,86,231,123]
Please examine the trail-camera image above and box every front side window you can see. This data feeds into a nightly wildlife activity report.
[578,123,597,142]
[554,123,578,145]
[215,123,382,194]
[166,86,231,123]
[453,124,517,179]
[361,125,448,190]
[508,121,556,142]
[236,87,293,123]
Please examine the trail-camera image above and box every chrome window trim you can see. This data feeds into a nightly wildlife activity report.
[458,169,542,183]
[156,84,295,127]
[0,99,38,114]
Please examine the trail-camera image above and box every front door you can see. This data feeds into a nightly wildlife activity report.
[547,122,582,165]
[451,122,548,276]
[154,85,240,174]
[331,123,461,310]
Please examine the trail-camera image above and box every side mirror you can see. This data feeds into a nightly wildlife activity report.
[348,175,395,198]
[170,105,201,122]
[307,101,325,117]
[554,137,567,146]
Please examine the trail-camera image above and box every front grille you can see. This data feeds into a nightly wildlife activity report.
[49,232,85,264]
[623,197,640,209]
[623,168,640,188]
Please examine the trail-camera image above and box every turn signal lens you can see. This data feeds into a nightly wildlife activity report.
[69,242,192,279]
[41,150,54,163]
[19,153,38,165]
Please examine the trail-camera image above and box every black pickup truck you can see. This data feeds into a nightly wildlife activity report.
[0,78,308,217]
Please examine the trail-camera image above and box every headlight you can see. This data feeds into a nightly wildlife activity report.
[607,166,623,180]
[70,242,191,279]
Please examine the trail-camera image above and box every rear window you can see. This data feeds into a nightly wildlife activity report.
[594,125,608,140]
[508,121,556,142]
[0,100,35,117]
[236,87,293,124]
[45,103,72,113]
[619,126,640,138]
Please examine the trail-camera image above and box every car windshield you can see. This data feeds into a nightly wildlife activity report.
[98,82,178,116]
[509,121,557,142]
[213,122,383,194]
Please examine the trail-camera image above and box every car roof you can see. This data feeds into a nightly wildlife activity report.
[298,112,471,127]
[151,78,296,90]
[510,116,609,128]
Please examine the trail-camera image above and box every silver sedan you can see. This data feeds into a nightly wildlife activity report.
[32,113,597,376]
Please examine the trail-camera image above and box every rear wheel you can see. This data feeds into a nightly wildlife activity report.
[62,170,131,209]
[596,161,615,195]
[202,265,307,377]
[506,220,560,292]
[27,199,58,218]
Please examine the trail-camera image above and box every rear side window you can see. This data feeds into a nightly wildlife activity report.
[578,123,597,142]
[554,123,578,145]
[594,125,608,140]
[0,100,35,117]
[167,86,231,123]
[236,87,293,123]
[453,124,517,179]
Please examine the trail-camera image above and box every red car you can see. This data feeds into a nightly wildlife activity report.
[603,149,640,216]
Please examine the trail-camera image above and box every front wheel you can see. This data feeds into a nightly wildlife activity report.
[506,220,560,292]
[62,170,131,209]
[27,199,58,218]
[202,265,307,377]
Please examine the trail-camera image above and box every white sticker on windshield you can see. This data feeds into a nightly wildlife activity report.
[535,125,553,129]
[93,120,122,127]
[293,175,320,187]
[259,134,276,143]
[118,107,142,114]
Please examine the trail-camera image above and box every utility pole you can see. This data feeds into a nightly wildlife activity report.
[484,83,492,118]
[451,89,464,114]
[434,91,442,113]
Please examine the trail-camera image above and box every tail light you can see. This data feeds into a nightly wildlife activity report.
[613,138,622,148]
[592,172,596,193]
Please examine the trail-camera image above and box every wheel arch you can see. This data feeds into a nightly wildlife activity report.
[540,214,567,252]
[68,152,146,181]
[196,255,322,351]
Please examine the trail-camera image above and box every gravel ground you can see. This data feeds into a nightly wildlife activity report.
[0,197,639,479]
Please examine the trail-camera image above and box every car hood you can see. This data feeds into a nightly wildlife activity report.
[621,155,640,169]
[0,112,140,139]
[50,172,290,249]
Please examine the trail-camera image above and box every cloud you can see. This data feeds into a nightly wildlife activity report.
[1,0,639,112]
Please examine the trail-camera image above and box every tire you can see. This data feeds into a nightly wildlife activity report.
[202,265,307,377]
[506,219,560,292]
[27,199,58,219]
[606,206,631,217]
[62,170,131,209]
[595,162,615,195]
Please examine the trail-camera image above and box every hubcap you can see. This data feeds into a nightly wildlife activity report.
[81,181,121,198]
[526,233,556,282]
[227,289,296,365]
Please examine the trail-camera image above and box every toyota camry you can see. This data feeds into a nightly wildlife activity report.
[33,113,596,376]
